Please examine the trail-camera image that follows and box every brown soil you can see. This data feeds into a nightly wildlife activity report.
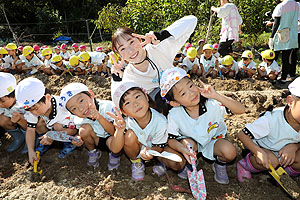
[1,74,299,200]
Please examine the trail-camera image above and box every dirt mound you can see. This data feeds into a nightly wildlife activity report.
[1,74,297,200]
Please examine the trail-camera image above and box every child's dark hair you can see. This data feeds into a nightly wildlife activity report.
[119,87,155,111]
[5,90,15,98]
[111,27,137,53]
[266,58,274,62]
[161,77,208,116]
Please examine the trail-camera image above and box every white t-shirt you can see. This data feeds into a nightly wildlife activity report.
[89,52,104,66]
[243,107,300,152]
[200,54,217,72]
[25,95,75,129]
[213,52,220,60]
[0,55,12,69]
[22,54,43,68]
[71,50,80,56]
[259,60,281,74]
[0,103,25,118]
[44,56,57,70]
[220,60,239,74]
[238,60,257,70]
[122,15,197,94]
[73,99,115,138]
[182,57,200,71]
[167,99,230,160]
[125,108,168,148]
[60,51,71,60]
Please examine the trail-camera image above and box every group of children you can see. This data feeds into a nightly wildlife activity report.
[0,43,116,77]
[1,14,300,197]
[174,43,281,84]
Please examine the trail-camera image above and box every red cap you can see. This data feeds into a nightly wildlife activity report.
[96,46,103,52]
[33,45,40,51]
[60,43,67,50]
[72,43,79,48]
[41,45,48,50]
[79,45,86,50]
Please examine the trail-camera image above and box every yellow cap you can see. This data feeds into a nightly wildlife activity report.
[78,52,90,62]
[187,47,197,58]
[109,52,119,65]
[22,46,34,56]
[41,48,52,57]
[69,55,79,66]
[6,43,17,50]
[261,50,275,60]
[221,55,234,66]
[203,44,213,51]
[242,50,253,59]
[0,47,8,54]
[52,55,62,63]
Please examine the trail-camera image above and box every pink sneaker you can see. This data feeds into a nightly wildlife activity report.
[237,158,252,182]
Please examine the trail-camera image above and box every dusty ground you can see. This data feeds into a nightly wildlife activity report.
[0,74,299,200]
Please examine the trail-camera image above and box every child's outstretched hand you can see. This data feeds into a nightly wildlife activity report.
[198,79,218,99]
[140,147,153,161]
[106,107,126,131]
[110,52,124,71]
[132,31,160,46]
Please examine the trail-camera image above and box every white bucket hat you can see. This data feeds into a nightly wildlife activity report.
[0,72,16,98]
[59,83,89,109]
[111,81,140,109]
[288,77,300,97]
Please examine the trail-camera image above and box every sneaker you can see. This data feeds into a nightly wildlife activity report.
[87,149,101,168]
[178,165,189,179]
[58,143,76,159]
[153,162,167,176]
[108,152,120,171]
[131,162,145,181]
[236,158,252,182]
[212,162,229,184]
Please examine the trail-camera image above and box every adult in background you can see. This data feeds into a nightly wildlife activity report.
[211,0,243,57]
[268,0,299,84]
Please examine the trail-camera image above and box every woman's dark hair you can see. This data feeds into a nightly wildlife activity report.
[119,87,155,111]
[111,27,136,53]
[161,77,208,116]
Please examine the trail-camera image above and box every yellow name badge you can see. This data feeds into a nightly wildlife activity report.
[7,86,13,93]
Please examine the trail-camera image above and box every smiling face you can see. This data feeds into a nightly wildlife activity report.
[120,89,149,119]
[66,92,95,118]
[203,49,213,59]
[242,57,251,66]
[171,78,200,107]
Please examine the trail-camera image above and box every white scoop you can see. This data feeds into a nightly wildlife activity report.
[147,150,182,162]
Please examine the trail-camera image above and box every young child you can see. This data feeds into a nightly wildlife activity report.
[111,15,197,115]
[69,55,86,75]
[0,72,27,153]
[33,45,43,61]
[78,52,104,75]
[59,83,122,170]
[79,45,87,52]
[199,44,219,78]
[60,43,71,61]
[51,55,73,76]
[238,50,257,79]
[173,53,183,67]
[41,48,56,75]
[15,78,78,165]
[220,55,239,79]
[0,47,11,72]
[182,43,192,57]
[71,43,80,56]
[53,46,61,57]
[212,43,220,60]
[160,67,245,184]
[257,50,280,83]
[111,81,175,181]
[182,47,201,77]
[21,46,44,75]
[237,77,300,182]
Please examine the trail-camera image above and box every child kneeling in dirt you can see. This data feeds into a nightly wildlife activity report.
[160,67,245,184]
[237,77,300,182]
[238,50,257,79]
[220,55,239,79]
[182,47,201,77]
[59,83,122,170]
[0,72,27,153]
[199,44,219,79]
[15,78,78,165]
[257,50,280,84]
[111,81,188,181]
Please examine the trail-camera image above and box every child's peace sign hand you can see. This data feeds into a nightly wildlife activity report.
[198,79,218,99]
[106,107,126,130]
[132,31,160,46]
[110,52,124,71]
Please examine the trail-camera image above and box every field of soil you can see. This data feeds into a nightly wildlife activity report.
[0,73,299,200]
